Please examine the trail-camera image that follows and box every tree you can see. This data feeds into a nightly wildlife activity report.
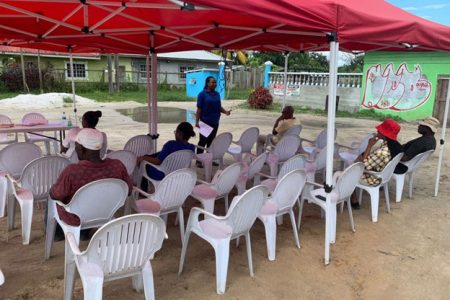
[338,54,364,73]
[249,51,329,72]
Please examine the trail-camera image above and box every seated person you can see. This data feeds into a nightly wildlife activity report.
[50,128,132,239]
[257,105,299,154]
[60,110,105,156]
[351,119,402,208]
[137,122,196,181]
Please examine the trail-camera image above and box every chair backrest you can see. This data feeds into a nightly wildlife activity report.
[106,150,137,176]
[21,112,47,124]
[247,152,267,180]
[316,128,337,149]
[153,168,197,211]
[238,127,259,153]
[403,149,434,173]
[277,154,306,180]
[214,162,242,196]
[20,155,70,201]
[124,134,154,157]
[272,170,306,209]
[284,124,302,136]
[358,133,375,155]
[335,162,365,199]
[209,132,232,160]
[225,185,268,237]
[0,114,17,144]
[274,134,301,161]
[0,114,12,124]
[67,178,128,228]
[0,142,42,178]
[83,214,166,280]
[314,146,328,171]
[100,132,108,159]
[379,153,403,183]
[160,149,194,174]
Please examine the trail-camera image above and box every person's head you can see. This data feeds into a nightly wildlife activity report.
[281,105,294,119]
[75,128,103,161]
[204,76,217,91]
[175,122,195,142]
[418,117,439,135]
[375,118,400,141]
[81,110,102,128]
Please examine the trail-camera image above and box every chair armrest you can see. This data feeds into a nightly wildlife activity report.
[194,145,207,151]
[191,207,225,221]
[196,179,210,185]
[132,186,152,198]
[66,232,83,256]
[335,143,358,151]
[52,198,70,209]
[305,181,323,188]
[363,170,380,176]
[300,137,314,144]
[142,160,165,173]
[257,172,275,180]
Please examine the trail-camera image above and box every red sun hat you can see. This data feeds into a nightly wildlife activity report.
[376,119,400,141]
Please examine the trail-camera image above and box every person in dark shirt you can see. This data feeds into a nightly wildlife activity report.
[138,122,196,180]
[195,76,231,167]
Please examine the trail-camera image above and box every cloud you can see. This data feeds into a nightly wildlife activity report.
[423,4,450,9]
[403,6,418,11]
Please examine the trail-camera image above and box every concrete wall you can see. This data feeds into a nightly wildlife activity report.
[270,85,361,112]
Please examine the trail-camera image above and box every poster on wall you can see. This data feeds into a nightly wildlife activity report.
[361,63,432,111]
[273,83,301,96]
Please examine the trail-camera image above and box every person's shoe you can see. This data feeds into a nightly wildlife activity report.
[195,161,203,168]
[351,202,360,210]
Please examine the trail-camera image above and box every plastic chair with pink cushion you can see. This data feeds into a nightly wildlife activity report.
[265,134,300,177]
[22,112,58,155]
[132,168,197,245]
[0,114,18,145]
[235,152,267,195]
[227,127,259,162]
[196,132,232,182]
[259,154,306,193]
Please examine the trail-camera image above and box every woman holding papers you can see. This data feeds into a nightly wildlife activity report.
[195,76,231,168]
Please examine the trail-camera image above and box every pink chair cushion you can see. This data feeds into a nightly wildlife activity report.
[199,218,232,239]
[260,201,278,215]
[196,152,213,162]
[134,198,161,214]
[261,179,277,192]
[191,184,218,199]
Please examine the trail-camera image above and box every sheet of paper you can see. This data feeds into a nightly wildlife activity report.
[198,121,214,138]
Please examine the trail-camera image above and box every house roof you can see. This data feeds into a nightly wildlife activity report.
[157,51,227,62]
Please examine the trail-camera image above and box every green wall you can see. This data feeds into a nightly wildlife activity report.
[361,52,450,121]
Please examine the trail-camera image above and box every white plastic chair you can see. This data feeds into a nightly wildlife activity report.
[356,153,403,222]
[124,134,154,157]
[298,162,365,264]
[304,145,328,182]
[0,142,42,218]
[266,134,301,177]
[337,133,374,169]
[196,132,233,182]
[22,112,58,155]
[299,128,337,159]
[7,155,70,245]
[45,178,128,259]
[133,168,197,244]
[179,185,268,295]
[0,114,18,145]
[0,268,4,286]
[140,149,194,190]
[264,124,302,151]
[260,154,307,193]
[259,169,306,261]
[106,150,137,176]
[392,150,434,202]
[191,162,242,214]
[227,127,259,162]
[235,152,267,195]
[66,214,166,300]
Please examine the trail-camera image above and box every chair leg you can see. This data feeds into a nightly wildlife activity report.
[19,200,34,245]
[64,227,80,300]
[178,229,192,274]
[236,181,246,195]
[214,238,231,295]
[0,176,7,218]
[276,215,283,225]
[178,207,185,245]
[45,216,56,259]
[7,194,16,230]
[288,210,300,249]
[204,161,212,182]
[357,188,363,205]
[297,198,305,231]
[224,195,229,213]
[268,162,278,177]
[244,233,254,276]
[383,183,391,213]
[346,198,355,232]
[80,269,104,300]
[368,188,380,222]
[261,215,276,261]
[141,261,156,300]
[200,198,215,214]
[394,174,405,203]
[408,173,414,199]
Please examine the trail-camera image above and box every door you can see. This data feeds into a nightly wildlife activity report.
[433,77,450,127]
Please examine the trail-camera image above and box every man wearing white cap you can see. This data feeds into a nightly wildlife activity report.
[50,128,132,234]
[401,117,439,162]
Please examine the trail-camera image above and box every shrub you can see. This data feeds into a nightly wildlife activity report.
[247,87,273,109]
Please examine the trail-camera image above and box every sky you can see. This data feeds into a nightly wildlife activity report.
[386,0,450,26]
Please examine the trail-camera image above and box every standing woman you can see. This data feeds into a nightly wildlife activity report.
[195,76,231,167]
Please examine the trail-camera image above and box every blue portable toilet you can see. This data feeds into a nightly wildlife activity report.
[186,62,226,100]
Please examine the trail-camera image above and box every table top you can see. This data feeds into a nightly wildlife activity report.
[0,122,76,133]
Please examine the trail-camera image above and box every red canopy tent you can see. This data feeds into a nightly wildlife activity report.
[0,0,449,263]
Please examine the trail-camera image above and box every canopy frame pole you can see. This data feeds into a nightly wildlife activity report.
[68,47,78,126]
[282,51,290,110]
[145,31,159,151]
[434,79,450,196]
[324,33,339,266]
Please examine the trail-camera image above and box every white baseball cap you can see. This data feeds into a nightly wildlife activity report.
[76,128,103,150]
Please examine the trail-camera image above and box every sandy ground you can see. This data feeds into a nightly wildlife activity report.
[0,96,449,299]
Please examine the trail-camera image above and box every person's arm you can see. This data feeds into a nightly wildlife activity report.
[360,136,379,161]
[49,169,71,203]
[195,108,202,128]
[137,155,161,165]
[272,115,283,135]
[195,92,204,128]
[220,106,231,116]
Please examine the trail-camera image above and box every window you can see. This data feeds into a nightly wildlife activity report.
[139,64,151,79]
[179,65,195,79]
[66,62,87,79]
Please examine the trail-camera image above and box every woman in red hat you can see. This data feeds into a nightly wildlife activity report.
[351,118,403,209]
